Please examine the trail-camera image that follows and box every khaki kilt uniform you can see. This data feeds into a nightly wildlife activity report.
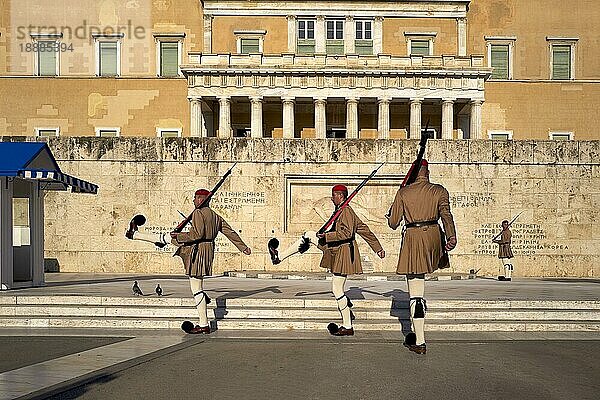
[495,229,514,259]
[388,176,456,275]
[172,207,248,277]
[319,205,383,275]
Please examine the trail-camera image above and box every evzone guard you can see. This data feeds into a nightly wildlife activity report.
[386,131,457,354]
[268,165,386,336]
[125,164,251,334]
[492,213,521,281]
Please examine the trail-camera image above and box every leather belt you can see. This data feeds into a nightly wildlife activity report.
[327,236,355,248]
[191,239,215,264]
[327,235,356,263]
[405,220,438,229]
[195,238,214,243]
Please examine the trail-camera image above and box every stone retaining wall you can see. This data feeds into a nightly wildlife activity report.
[5,137,597,277]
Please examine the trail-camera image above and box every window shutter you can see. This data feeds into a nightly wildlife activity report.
[160,42,179,76]
[411,40,430,56]
[355,40,373,55]
[552,45,571,79]
[99,42,118,76]
[38,129,57,137]
[490,44,509,79]
[326,40,344,55]
[160,130,179,138]
[38,41,57,76]
[297,40,315,54]
[99,130,118,137]
[241,38,260,54]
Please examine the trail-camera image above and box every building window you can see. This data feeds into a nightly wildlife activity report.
[95,127,120,137]
[153,33,185,77]
[488,130,513,140]
[405,32,436,56]
[159,41,180,76]
[37,40,59,76]
[157,128,181,138]
[30,33,62,76]
[326,19,344,55]
[93,33,123,77]
[549,131,573,140]
[297,19,315,54]
[490,44,509,79]
[234,30,265,54]
[355,20,373,55]
[551,45,571,79]
[411,40,430,56]
[485,37,516,80]
[547,37,577,80]
[35,127,59,137]
[241,38,260,53]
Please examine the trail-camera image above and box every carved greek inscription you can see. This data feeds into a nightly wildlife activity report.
[472,223,567,256]
[211,191,266,211]
[450,193,494,208]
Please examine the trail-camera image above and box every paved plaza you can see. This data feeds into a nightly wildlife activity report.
[0,274,598,399]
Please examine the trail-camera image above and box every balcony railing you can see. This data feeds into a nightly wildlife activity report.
[184,53,486,70]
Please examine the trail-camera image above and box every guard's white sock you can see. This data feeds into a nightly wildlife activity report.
[278,231,318,261]
[505,262,513,279]
[189,277,209,327]
[132,231,168,245]
[407,276,426,345]
[332,275,352,328]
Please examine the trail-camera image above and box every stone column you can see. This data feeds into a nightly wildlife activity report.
[287,15,297,53]
[203,15,213,53]
[345,16,355,53]
[470,100,483,139]
[314,98,327,139]
[315,16,326,53]
[409,98,422,139]
[189,97,206,138]
[457,18,467,57]
[282,97,295,138]
[377,97,390,139]
[250,96,263,138]
[217,96,232,138]
[346,97,359,138]
[441,99,454,139]
[373,17,384,55]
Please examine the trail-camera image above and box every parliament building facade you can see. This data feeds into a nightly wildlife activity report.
[0,0,598,141]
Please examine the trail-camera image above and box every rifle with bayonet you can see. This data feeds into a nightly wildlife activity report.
[172,162,238,233]
[317,163,385,235]
[385,120,431,219]
[491,211,523,241]
[401,119,431,188]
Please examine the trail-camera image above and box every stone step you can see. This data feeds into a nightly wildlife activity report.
[1,305,599,321]
[2,296,599,310]
[0,316,598,332]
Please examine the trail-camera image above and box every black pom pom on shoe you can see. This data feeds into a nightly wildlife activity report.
[133,214,146,227]
[181,320,195,333]
[403,332,417,346]
[327,322,339,335]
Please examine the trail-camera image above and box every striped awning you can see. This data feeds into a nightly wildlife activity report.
[18,170,98,194]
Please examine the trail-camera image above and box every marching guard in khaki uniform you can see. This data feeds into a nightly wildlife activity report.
[493,220,514,281]
[270,184,385,336]
[387,160,457,354]
[127,188,251,334]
